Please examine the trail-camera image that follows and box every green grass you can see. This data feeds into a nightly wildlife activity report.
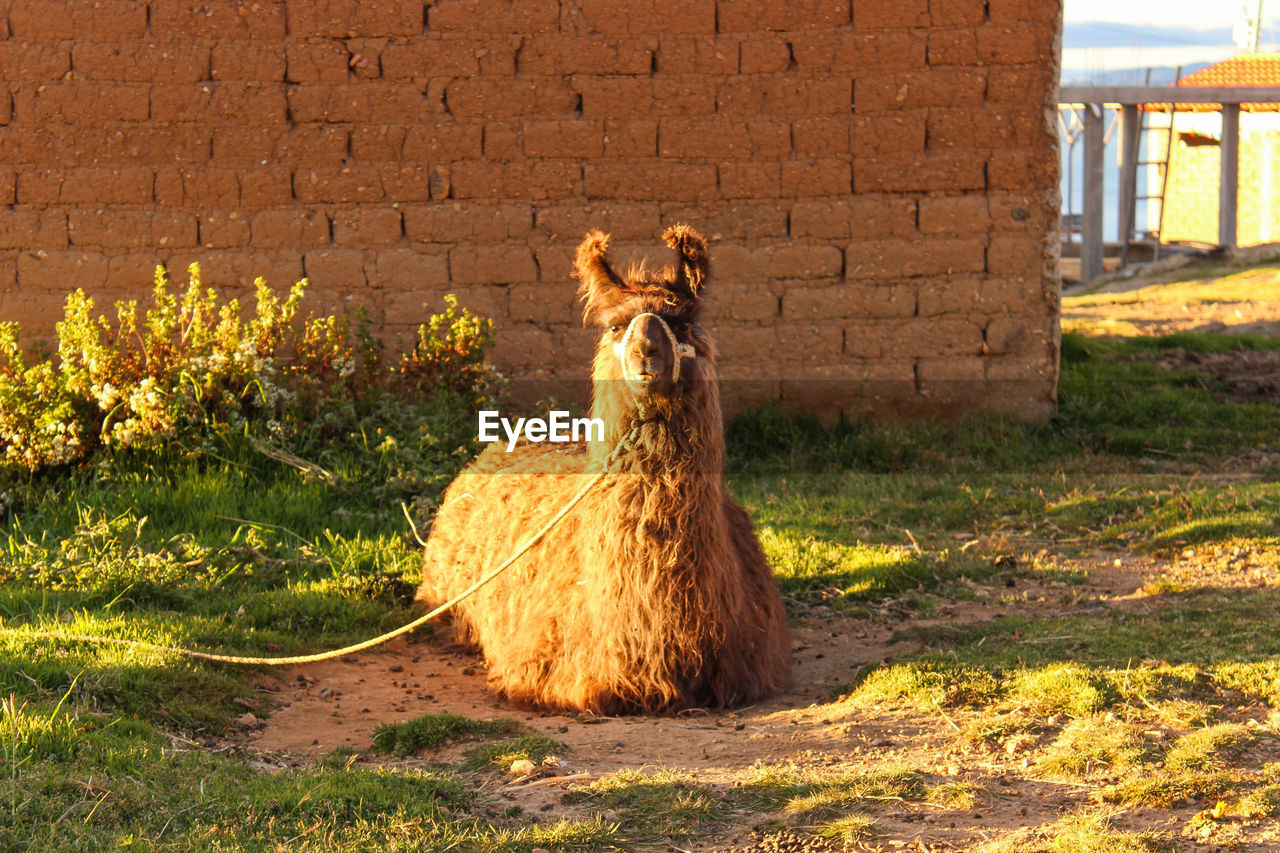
[1,313,1279,849]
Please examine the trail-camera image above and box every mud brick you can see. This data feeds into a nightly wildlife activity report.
[918,195,991,234]
[855,69,986,112]
[719,163,780,199]
[663,202,788,240]
[702,280,778,322]
[770,245,845,279]
[533,243,574,282]
[784,284,911,321]
[370,248,450,289]
[66,210,196,250]
[240,168,294,207]
[987,64,1056,104]
[738,35,792,73]
[792,117,850,157]
[17,251,111,296]
[718,0,849,31]
[0,169,13,205]
[285,41,350,85]
[574,0,714,35]
[15,169,64,205]
[251,209,331,249]
[916,275,983,316]
[659,116,788,159]
[576,76,716,119]
[429,0,559,33]
[983,314,1031,354]
[77,125,214,166]
[654,35,739,74]
[0,209,67,249]
[70,0,149,40]
[855,150,986,193]
[351,126,407,161]
[451,161,581,200]
[332,208,403,247]
[710,244,769,281]
[927,29,981,65]
[986,232,1050,277]
[709,323,777,363]
[792,31,926,72]
[403,122,485,161]
[287,85,373,123]
[381,37,479,78]
[0,43,73,81]
[927,103,1050,149]
[216,126,348,168]
[492,324,557,371]
[404,202,534,243]
[150,0,287,39]
[516,35,653,76]
[0,289,69,338]
[285,0,421,37]
[987,0,1060,27]
[212,42,288,81]
[851,113,928,156]
[58,168,154,205]
[70,43,211,84]
[718,75,851,116]
[0,92,11,126]
[346,40,387,80]
[23,83,150,123]
[852,0,930,28]
[367,84,433,124]
[304,249,368,289]
[977,25,1047,64]
[508,282,577,325]
[604,119,658,157]
[987,148,1057,191]
[5,1,74,39]
[195,212,251,249]
[846,237,985,279]
[989,193,1056,232]
[776,323,844,364]
[584,161,716,203]
[930,0,985,26]
[889,318,982,358]
[153,83,289,125]
[523,120,605,159]
[483,121,523,162]
[792,197,917,240]
[446,78,577,117]
[781,160,852,197]
[533,203,659,241]
[450,244,537,284]
[293,165,385,203]
[154,167,240,207]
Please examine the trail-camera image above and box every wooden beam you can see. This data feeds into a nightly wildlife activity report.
[1219,102,1240,249]
[1059,85,1280,105]
[1082,104,1105,282]
[1118,104,1141,265]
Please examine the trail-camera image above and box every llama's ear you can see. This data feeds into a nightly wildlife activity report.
[574,229,628,321]
[663,223,709,300]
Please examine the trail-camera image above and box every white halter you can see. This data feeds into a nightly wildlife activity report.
[612,312,697,384]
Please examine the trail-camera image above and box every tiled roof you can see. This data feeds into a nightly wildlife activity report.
[1173,54,1280,111]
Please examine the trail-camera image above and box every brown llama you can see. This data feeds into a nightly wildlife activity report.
[415,225,791,714]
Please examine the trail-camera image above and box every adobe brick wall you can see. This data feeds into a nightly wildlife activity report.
[0,0,1063,421]
[1162,128,1280,247]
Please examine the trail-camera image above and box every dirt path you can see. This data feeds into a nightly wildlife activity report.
[245,550,1280,851]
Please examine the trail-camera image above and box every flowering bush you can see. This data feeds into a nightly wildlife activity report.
[0,264,500,474]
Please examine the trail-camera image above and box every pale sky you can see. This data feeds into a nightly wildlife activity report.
[1063,0,1267,29]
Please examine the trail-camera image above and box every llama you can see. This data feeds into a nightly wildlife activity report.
[415,225,791,714]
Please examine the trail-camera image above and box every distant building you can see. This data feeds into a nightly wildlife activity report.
[1153,54,1280,247]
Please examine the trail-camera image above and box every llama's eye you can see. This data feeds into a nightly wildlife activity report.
[609,324,623,334]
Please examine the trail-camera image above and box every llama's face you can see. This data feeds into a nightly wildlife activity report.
[575,225,711,404]
[599,297,698,398]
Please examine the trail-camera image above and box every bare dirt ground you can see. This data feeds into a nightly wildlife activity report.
[243,548,1280,852]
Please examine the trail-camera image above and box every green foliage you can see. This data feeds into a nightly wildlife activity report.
[462,732,566,771]
[0,266,500,475]
[370,713,519,757]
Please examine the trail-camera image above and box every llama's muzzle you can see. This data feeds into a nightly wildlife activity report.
[613,313,696,387]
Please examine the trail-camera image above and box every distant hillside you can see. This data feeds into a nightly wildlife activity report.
[1060,63,1211,87]
[1063,22,1238,49]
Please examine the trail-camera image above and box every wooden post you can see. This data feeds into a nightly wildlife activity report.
[1082,103,1105,281]
[1219,103,1240,249]
[1118,104,1141,266]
